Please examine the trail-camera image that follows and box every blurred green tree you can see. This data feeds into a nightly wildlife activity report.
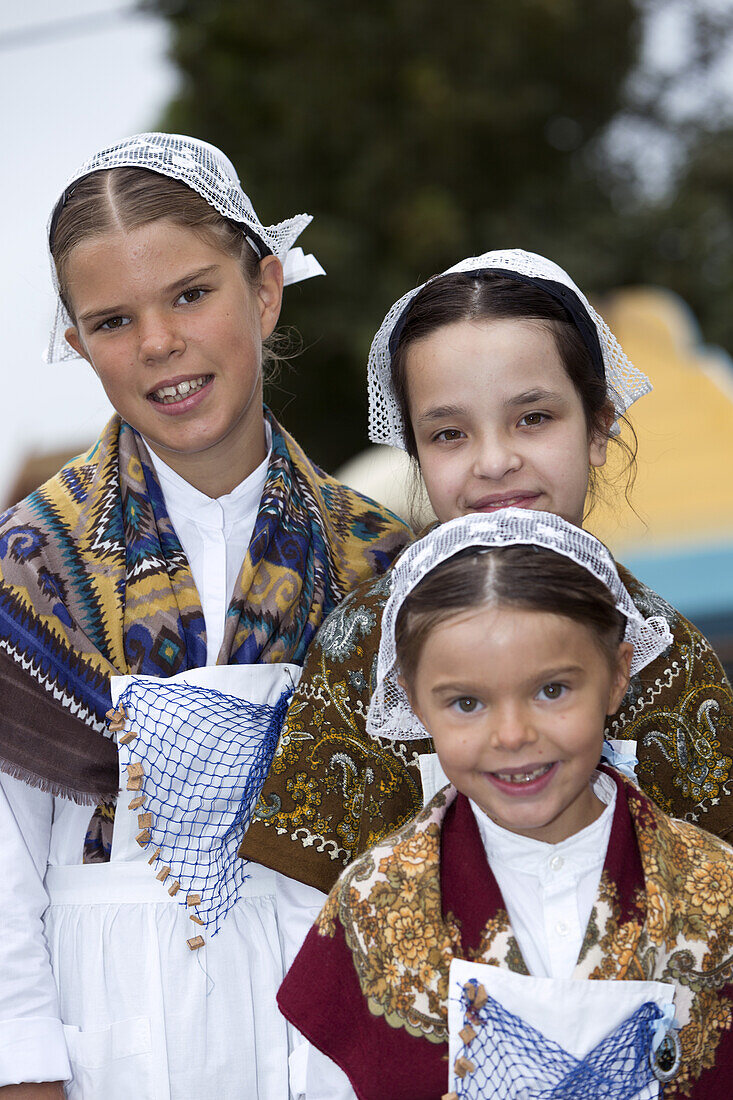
[146,0,732,468]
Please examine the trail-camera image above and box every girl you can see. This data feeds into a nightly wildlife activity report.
[241,249,733,891]
[0,133,410,1097]
[278,509,733,1099]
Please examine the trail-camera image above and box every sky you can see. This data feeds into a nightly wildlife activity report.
[0,0,176,499]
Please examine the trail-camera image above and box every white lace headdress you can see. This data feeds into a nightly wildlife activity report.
[366,508,672,742]
[367,248,652,449]
[45,132,325,363]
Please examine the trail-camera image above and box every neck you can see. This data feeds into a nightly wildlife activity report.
[143,418,269,499]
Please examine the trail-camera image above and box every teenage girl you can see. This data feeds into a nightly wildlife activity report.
[0,133,410,1098]
[241,249,733,892]
[278,509,733,1099]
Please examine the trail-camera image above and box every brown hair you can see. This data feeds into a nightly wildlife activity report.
[51,167,262,318]
[395,543,626,688]
[390,273,637,512]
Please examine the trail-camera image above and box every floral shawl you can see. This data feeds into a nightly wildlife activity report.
[278,770,733,1100]
[0,411,411,803]
[240,563,733,891]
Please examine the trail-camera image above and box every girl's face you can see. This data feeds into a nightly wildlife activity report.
[64,219,283,492]
[405,318,609,527]
[404,604,632,844]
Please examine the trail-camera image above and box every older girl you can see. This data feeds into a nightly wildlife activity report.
[241,249,733,892]
[278,510,733,1099]
[0,133,410,1097]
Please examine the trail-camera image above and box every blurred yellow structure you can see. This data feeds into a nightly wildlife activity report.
[589,287,733,553]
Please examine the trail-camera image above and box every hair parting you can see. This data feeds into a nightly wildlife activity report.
[394,544,627,688]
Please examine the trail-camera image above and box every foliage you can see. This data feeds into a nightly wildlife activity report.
[147,0,733,467]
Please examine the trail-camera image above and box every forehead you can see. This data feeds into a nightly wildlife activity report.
[414,604,608,682]
[64,219,241,304]
[404,317,575,404]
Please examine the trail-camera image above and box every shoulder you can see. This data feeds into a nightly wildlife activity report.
[322,785,453,919]
[614,560,730,699]
[628,777,733,875]
[0,447,100,544]
[313,568,394,666]
[616,563,680,625]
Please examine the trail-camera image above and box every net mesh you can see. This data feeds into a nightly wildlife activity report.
[367,248,652,449]
[366,509,673,741]
[116,678,292,935]
[46,132,320,362]
[451,980,662,1100]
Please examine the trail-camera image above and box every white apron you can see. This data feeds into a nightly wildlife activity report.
[43,664,300,1100]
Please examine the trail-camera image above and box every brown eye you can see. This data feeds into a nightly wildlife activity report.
[539,683,565,700]
[99,315,128,331]
[453,696,479,713]
[519,412,547,428]
[178,288,205,305]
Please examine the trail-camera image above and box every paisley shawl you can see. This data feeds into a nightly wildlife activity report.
[278,770,733,1099]
[0,411,411,803]
[240,562,733,890]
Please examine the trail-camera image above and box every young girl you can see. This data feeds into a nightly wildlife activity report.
[0,133,410,1097]
[241,249,733,891]
[278,509,733,1099]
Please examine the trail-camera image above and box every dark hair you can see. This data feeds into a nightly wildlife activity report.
[390,272,637,513]
[394,543,626,687]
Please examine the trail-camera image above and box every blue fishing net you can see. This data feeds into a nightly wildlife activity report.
[115,679,292,936]
[452,979,664,1099]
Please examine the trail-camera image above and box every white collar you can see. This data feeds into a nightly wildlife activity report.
[144,420,272,529]
[470,770,617,880]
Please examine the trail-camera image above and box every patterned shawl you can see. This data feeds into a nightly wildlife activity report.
[0,412,411,802]
[278,770,733,1099]
[240,562,733,890]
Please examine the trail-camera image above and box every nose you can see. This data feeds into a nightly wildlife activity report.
[471,428,522,481]
[486,701,538,753]
[138,311,185,364]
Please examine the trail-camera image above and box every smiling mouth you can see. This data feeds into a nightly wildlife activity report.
[470,493,540,512]
[491,763,554,784]
[149,375,213,404]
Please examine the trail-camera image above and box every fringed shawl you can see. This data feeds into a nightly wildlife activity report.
[0,412,411,802]
[278,771,733,1099]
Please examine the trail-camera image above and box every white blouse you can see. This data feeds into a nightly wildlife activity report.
[147,423,271,665]
[471,770,617,979]
[0,426,342,1098]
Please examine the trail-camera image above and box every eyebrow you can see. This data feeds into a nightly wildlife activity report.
[415,404,468,426]
[77,265,221,326]
[430,666,585,695]
[505,388,566,408]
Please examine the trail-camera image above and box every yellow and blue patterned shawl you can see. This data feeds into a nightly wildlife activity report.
[0,411,411,802]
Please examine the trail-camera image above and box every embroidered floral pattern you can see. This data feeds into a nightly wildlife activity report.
[319,778,733,1095]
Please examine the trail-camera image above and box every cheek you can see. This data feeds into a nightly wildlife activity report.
[418,450,465,502]
[431,726,474,771]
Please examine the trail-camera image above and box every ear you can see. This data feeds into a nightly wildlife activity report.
[256,256,284,341]
[607,641,633,715]
[588,400,615,470]
[64,327,94,367]
[397,672,426,728]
